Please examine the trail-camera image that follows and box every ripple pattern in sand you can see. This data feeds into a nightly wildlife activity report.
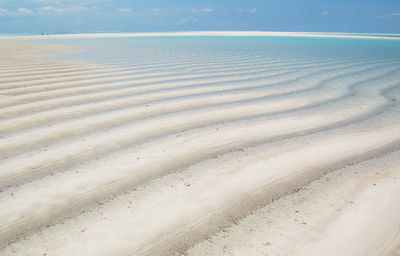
[0,37,400,256]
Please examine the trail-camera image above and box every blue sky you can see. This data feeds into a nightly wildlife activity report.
[0,0,399,34]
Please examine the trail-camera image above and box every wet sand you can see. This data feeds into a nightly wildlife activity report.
[0,35,400,256]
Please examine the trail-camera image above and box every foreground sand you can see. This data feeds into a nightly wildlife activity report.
[0,37,400,256]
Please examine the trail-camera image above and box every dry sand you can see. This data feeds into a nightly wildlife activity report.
[0,36,400,256]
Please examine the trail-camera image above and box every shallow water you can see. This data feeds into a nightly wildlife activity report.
[43,36,400,62]
[1,35,400,255]
[41,35,400,120]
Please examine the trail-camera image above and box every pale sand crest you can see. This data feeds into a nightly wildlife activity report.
[0,37,400,256]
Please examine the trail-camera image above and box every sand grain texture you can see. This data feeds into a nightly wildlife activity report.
[0,35,399,256]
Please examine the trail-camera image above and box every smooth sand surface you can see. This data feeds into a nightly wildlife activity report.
[0,37,400,256]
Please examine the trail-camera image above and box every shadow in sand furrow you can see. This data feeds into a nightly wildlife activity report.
[0,59,379,121]
[127,139,400,256]
[0,60,349,131]
[0,53,266,83]
[0,54,270,89]
[0,59,303,95]
[0,56,339,101]
[3,74,396,200]
[0,62,88,72]
[0,62,396,160]
[1,119,399,254]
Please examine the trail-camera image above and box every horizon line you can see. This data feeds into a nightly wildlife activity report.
[1,31,400,40]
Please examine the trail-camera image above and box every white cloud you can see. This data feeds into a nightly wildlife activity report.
[32,0,109,5]
[38,5,88,14]
[40,6,61,13]
[321,11,329,16]
[153,8,160,13]
[0,8,11,15]
[33,0,67,4]
[179,17,198,25]
[384,13,400,17]
[238,8,257,13]
[18,7,34,15]
[180,17,190,24]
[117,8,131,13]
[0,7,33,15]
[191,8,213,13]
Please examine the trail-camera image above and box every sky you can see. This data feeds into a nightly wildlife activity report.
[0,0,399,34]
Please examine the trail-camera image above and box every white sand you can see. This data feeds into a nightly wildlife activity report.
[0,37,399,256]
[188,150,400,256]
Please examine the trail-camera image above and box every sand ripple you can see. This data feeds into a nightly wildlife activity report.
[0,37,399,256]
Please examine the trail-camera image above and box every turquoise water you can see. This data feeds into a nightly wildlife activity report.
[40,35,400,112]
[32,35,400,117]
[42,36,400,65]
[35,35,400,123]
[332,33,400,38]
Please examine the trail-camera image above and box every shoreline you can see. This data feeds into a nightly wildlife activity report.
[1,31,400,40]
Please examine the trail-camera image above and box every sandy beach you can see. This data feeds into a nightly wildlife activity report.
[0,34,400,256]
